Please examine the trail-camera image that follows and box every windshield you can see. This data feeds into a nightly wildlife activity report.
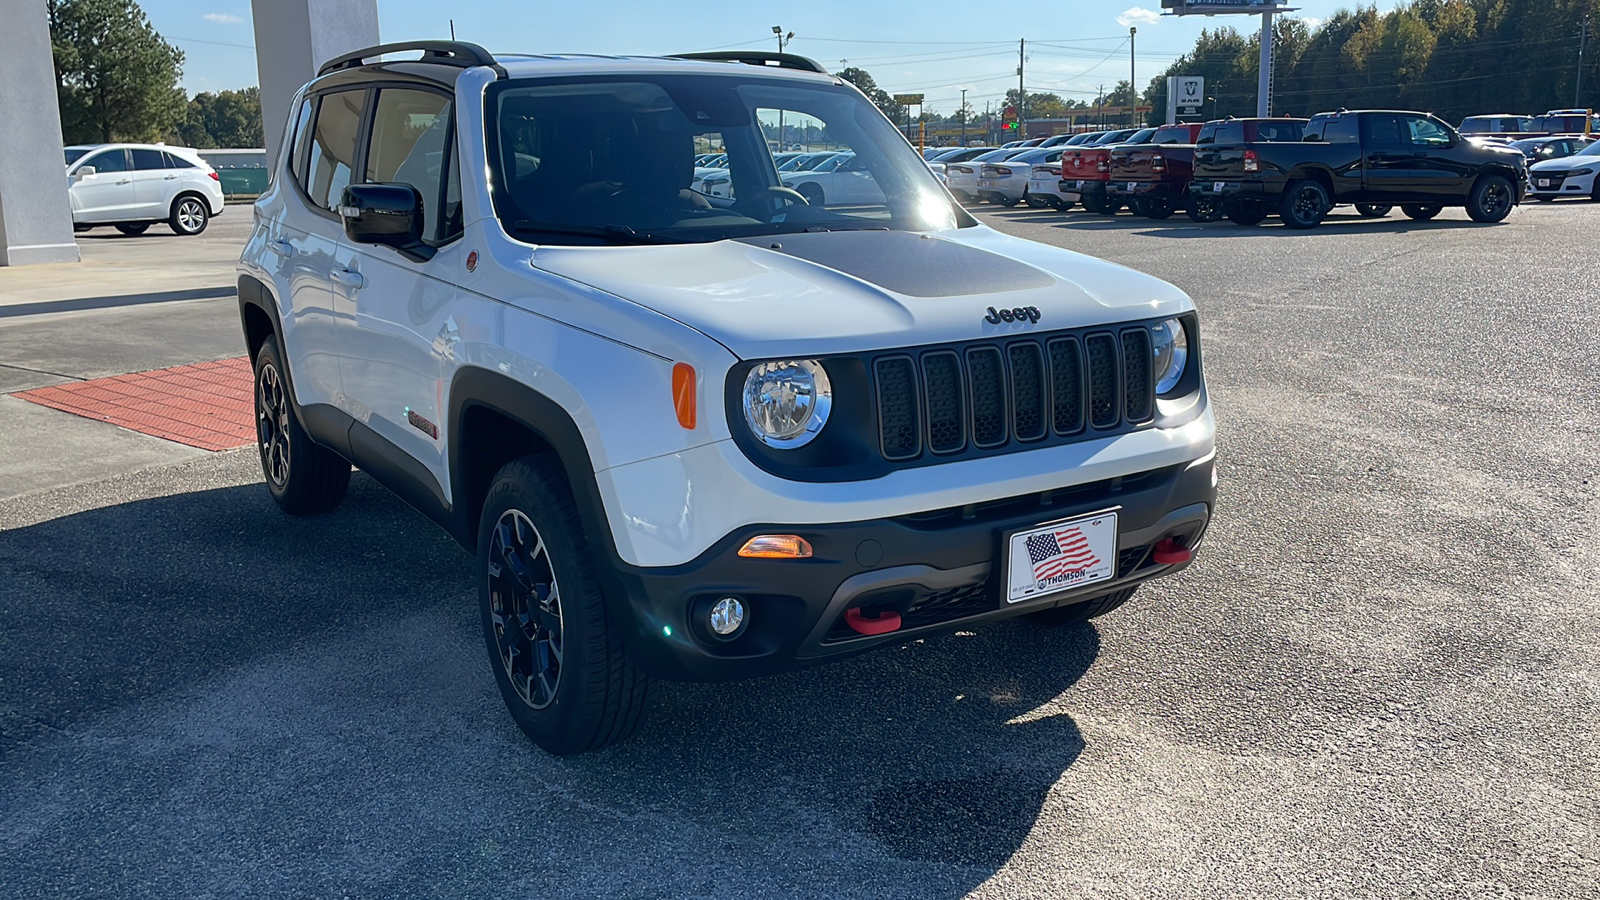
[1577,141,1600,157]
[64,148,91,165]
[487,74,964,244]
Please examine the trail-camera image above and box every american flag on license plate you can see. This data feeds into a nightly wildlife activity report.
[1025,525,1101,581]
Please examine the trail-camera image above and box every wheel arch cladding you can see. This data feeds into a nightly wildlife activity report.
[237,275,278,361]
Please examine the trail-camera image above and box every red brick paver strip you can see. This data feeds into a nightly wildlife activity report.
[13,357,256,451]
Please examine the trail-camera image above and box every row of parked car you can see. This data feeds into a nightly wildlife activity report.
[917,109,1597,229]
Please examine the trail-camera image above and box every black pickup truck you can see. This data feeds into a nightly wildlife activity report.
[1190,110,1529,228]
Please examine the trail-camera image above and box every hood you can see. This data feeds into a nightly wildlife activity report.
[1530,154,1591,171]
[529,227,1193,360]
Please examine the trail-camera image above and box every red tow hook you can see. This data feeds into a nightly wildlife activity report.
[844,607,902,636]
[1152,538,1192,566]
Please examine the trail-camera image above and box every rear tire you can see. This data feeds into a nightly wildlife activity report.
[1465,174,1514,223]
[115,223,149,236]
[796,182,824,207]
[1026,586,1139,625]
[1225,199,1268,226]
[1186,195,1223,223]
[1354,203,1392,218]
[478,455,651,755]
[169,195,209,235]
[996,194,1019,208]
[1095,197,1122,216]
[1141,196,1175,219]
[1401,204,1442,221]
[253,336,350,515]
[1278,179,1330,229]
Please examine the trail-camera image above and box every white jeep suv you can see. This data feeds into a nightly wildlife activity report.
[65,143,226,236]
[238,42,1217,755]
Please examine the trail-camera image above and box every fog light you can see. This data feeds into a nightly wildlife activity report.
[709,597,746,636]
[737,534,813,558]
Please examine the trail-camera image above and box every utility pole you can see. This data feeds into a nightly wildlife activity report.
[1579,16,1592,108]
[774,27,794,150]
[1098,84,1105,129]
[1258,10,1275,117]
[1130,27,1137,127]
[960,88,968,146]
[1018,39,1027,140]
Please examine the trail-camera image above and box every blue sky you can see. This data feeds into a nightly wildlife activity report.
[149,0,1406,109]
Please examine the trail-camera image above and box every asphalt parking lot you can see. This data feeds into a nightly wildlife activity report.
[2,201,1597,898]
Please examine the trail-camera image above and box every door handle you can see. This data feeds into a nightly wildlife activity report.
[330,268,365,289]
[267,239,294,258]
[115,179,131,185]
[164,175,178,180]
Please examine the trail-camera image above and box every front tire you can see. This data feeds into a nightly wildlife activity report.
[478,456,651,755]
[1026,586,1139,625]
[1354,203,1392,218]
[169,195,210,235]
[1401,204,1442,221]
[1465,174,1514,223]
[1186,195,1223,223]
[115,223,149,236]
[253,336,350,514]
[1278,179,1330,229]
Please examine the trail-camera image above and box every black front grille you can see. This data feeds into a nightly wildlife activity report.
[871,323,1157,465]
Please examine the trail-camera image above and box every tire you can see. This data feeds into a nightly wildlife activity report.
[73,224,93,233]
[1278,179,1330,229]
[1225,199,1268,226]
[951,189,973,203]
[1465,174,1515,223]
[1186,195,1223,223]
[1026,586,1139,626]
[1354,203,1392,218]
[1401,204,1442,221]
[115,223,150,236]
[1095,198,1122,216]
[1592,180,1600,202]
[1025,192,1047,208]
[1533,194,1555,202]
[1142,196,1175,220]
[478,455,651,755]
[1057,199,1076,212]
[996,194,1019,208]
[1130,198,1149,217]
[169,194,210,235]
[253,336,350,514]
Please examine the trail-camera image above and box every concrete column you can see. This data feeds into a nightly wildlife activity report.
[1257,12,1274,118]
[251,0,379,165]
[0,0,80,267]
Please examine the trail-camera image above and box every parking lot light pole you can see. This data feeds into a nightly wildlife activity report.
[1579,16,1591,108]
[774,27,794,150]
[960,88,967,146]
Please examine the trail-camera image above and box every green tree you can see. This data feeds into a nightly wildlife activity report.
[834,67,901,121]
[178,87,263,148]
[49,0,185,144]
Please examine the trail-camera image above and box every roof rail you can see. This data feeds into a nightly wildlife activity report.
[667,51,829,75]
[318,41,496,77]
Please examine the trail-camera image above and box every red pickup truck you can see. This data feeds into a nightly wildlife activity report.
[1060,128,1150,214]
[1106,123,1207,220]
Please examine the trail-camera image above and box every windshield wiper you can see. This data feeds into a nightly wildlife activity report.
[508,221,688,245]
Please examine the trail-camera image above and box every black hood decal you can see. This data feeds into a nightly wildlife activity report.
[740,230,1055,298]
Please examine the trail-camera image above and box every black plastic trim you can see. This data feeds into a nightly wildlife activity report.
[319,41,495,76]
[667,51,829,74]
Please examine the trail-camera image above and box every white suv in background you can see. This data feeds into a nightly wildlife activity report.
[64,143,226,236]
[238,42,1216,756]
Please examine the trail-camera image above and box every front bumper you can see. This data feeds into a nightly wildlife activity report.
[610,453,1217,681]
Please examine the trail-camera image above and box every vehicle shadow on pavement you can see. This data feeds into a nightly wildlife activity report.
[1,473,1098,894]
[981,207,1490,236]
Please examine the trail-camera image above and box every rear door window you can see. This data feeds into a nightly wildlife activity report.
[130,148,167,170]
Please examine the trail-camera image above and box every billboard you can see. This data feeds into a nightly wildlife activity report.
[1161,0,1292,11]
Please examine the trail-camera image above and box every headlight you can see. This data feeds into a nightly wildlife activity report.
[1151,318,1189,395]
[1574,167,1595,176]
[742,360,832,449]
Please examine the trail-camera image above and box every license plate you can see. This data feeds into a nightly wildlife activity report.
[1074,181,1085,189]
[1005,511,1118,604]
[1127,182,1139,191]
[1537,178,1553,187]
[978,180,993,187]
[1213,181,1225,192]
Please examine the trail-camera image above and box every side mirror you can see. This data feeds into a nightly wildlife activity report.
[75,166,96,179]
[339,183,434,262]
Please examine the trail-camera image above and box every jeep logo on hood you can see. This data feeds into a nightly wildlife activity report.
[985,306,1041,325]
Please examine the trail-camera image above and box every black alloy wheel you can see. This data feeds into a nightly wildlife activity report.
[1465,174,1515,223]
[1279,179,1330,229]
[256,360,291,489]
[487,509,565,711]
[1354,203,1392,218]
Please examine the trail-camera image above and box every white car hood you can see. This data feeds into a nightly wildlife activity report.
[529,226,1192,360]
[1530,155,1593,172]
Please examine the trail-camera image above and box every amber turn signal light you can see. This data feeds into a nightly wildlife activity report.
[737,535,813,559]
[672,362,695,429]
